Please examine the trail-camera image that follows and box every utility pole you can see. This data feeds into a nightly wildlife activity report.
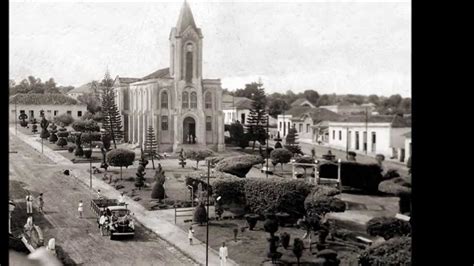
[346,127,349,160]
[90,130,93,188]
[266,115,269,178]
[205,160,210,266]
[365,107,368,155]
[15,98,18,135]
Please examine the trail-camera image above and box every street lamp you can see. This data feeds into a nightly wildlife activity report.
[89,130,93,189]
[205,160,211,266]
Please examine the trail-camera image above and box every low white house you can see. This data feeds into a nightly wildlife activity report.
[9,93,87,122]
[327,115,411,160]
[320,103,376,115]
[403,131,411,164]
[222,94,253,125]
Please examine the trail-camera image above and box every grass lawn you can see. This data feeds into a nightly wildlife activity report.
[177,217,363,265]
[99,159,200,210]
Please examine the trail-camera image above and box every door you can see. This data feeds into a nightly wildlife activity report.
[183,117,196,144]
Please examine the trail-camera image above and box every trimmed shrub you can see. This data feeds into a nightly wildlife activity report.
[84,149,92,159]
[281,232,290,249]
[54,113,74,127]
[264,215,279,237]
[81,132,102,143]
[56,138,68,147]
[244,178,313,219]
[151,182,165,201]
[366,217,411,240]
[359,236,411,266]
[185,149,214,169]
[319,161,384,194]
[74,145,84,157]
[49,132,58,143]
[237,134,250,149]
[274,141,282,149]
[270,148,293,171]
[107,149,136,179]
[316,249,340,265]
[71,119,100,132]
[244,214,259,230]
[214,155,264,177]
[304,195,346,217]
[292,238,304,265]
[211,176,246,209]
[378,177,411,196]
[193,203,207,225]
[68,146,75,153]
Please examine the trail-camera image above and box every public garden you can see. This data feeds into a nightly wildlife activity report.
[14,110,411,265]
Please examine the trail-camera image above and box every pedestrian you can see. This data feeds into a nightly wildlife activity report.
[46,238,56,256]
[105,207,112,217]
[25,192,33,214]
[97,189,102,199]
[38,193,44,214]
[24,216,34,238]
[99,212,108,235]
[118,192,125,205]
[78,200,83,218]
[347,151,357,162]
[188,226,194,245]
[219,242,228,266]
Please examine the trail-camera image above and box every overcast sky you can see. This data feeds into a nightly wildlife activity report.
[9,0,411,97]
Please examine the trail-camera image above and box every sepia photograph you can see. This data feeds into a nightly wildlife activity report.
[9,0,411,265]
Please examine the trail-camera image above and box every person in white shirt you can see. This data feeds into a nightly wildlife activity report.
[219,242,228,266]
[97,190,102,199]
[78,201,83,218]
[99,212,108,236]
[25,192,33,214]
[118,192,125,205]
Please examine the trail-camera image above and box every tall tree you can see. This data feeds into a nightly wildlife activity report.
[303,90,320,105]
[144,125,159,169]
[246,82,268,150]
[100,71,123,148]
[268,98,290,118]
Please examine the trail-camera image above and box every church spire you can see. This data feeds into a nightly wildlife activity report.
[176,1,197,34]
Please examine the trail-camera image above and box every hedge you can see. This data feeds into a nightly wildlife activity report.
[106,149,135,168]
[72,119,100,132]
[81,132,102,143]
[244,178,313,219]
[378,177,411,196]
[319,161,384,194]
[214,155,264,177]
[304,195,346,216]
[359,236,411,266]
[211,176,246,210]
[366,216,411,240]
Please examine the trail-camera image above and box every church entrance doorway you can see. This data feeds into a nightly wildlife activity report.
[183,117,196,144]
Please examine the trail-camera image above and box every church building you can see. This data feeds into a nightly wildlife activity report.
[114,2,225,152]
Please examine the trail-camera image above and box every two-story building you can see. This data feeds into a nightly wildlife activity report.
[222,94,253,125]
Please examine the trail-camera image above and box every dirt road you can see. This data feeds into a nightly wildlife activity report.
[9,134,196,266]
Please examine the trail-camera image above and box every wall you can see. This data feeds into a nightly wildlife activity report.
[223,108,250,125]
[9,104,87,122]
[294,116,313,143]
[404,137,411,164]
[277,114,293,138]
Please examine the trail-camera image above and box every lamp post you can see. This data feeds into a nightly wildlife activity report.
[205,160,211,266]
[266,115,269,178]
[89,130,93,189]
[14,98,18,135]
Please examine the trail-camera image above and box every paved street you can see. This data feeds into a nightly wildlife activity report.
[9,133,195,265]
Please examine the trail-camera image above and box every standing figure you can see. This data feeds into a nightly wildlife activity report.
[38,193,44,214]
[46,238,56,256]
[25,192,33,214]
[219,242,228,266]
[118,192,125,205]
[97,189,102,199]
[188,226,194,245]
[78,200,83,218]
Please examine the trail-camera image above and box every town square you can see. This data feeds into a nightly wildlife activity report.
[9,1,411,265]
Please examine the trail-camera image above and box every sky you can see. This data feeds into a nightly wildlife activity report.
[9,0,411,97]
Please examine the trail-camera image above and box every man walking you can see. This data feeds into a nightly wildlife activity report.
[219,242,228,266]
[25,192,33,214]
[188,226,194,245]
[38,193,44,214]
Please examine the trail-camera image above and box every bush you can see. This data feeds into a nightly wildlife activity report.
[185,149,214,169]
[68,146,75,153]
[359,236,411,266]
[151,182,166,201]
[366,217,411,240]
[319,161,384,194]
[304,195,346,217]
[206,156,225,166]
[292,238,304,264]
[274,141,282,149]
[193,203,207,225]
[270,148,293,170]
[244,214,260,230]
[378,177,411,196]
[214,155,264,177]
[54,113,74,127]
[281,232,290,249]
[211,176,246,209]
[56,138,68,147]
[84,149,92,159]
[107,149,136,179]
[49,132,58,143]
[74,145,84,157]
[72,119,100,132]
[81,132,102,143]
[264,215,279,236]
[244,178,313,219]
[237,134,250,149]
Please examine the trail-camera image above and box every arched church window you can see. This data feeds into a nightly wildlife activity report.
[161,116,168,131]
[190,92,197,108]
[182,91,189,109]
[185,44,193,83]
[206,116,212,131]
[161,91,168,109]
[205,92,212,109]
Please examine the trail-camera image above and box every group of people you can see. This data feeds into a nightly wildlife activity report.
[98,208,118,236]
[188,226,229,266]
[25,192,44,215]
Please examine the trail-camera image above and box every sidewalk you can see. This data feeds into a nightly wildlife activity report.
[10,127,238,266]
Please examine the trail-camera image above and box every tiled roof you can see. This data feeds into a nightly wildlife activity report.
[308,108,342,123]
[118,77,141,84]
[335,115,411,128]
[222,95,254,110]
[142,68,171,80]
[285,106,313,117]
[10,93,79,105]
[67,82,95,94]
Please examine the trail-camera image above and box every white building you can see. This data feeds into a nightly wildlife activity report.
[66,82,100,100]
[320,103,376,115]
[327,115,411,160]
[222,94,253,125]
[9,93,87,122]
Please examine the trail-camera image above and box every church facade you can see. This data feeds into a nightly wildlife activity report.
[114,2,225,153]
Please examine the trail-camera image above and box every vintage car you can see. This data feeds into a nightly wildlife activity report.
[91,198,135,240]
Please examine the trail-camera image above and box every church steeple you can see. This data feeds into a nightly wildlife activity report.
[176,1,198,34]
